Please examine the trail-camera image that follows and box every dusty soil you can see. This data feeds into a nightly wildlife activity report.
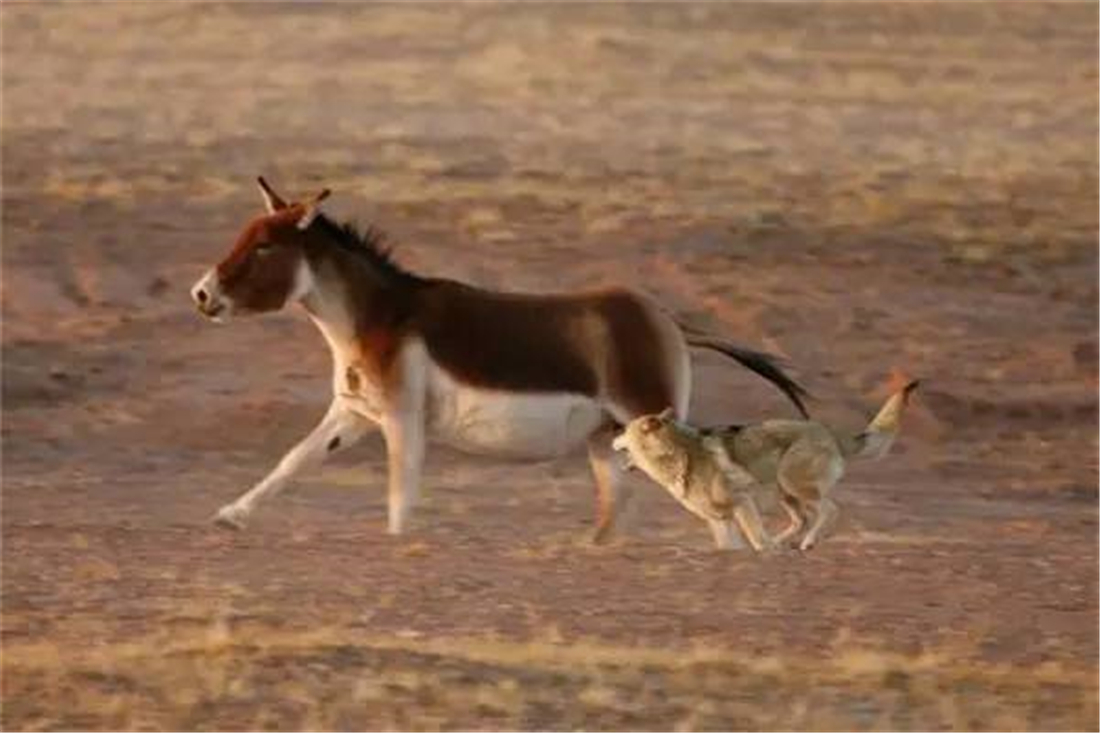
[2,4,1097,730]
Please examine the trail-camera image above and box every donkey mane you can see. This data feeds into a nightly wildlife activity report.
[313,214,421,284]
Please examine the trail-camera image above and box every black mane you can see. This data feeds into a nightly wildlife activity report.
[313,214,420,283]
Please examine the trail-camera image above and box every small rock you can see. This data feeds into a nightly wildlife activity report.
[1072,340,1098,379]
[584,213,630,235]
[147,276,170,297]
[753,210,787,228]
[949,244,995,264]
[462,206,504,231]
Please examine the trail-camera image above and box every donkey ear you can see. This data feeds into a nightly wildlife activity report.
[296,188,332,230]
[257,176,288,213]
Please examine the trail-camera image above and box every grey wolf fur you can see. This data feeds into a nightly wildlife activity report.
[613,380,919,551]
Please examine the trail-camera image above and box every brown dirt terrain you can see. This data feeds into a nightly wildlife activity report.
[2,4,1097,730]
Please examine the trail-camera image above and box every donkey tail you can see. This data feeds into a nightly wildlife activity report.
[679,324,811,418]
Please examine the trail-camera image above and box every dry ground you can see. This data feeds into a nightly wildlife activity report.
[2,3,1097,730]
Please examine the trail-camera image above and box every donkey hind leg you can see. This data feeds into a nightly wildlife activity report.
[214,400,374,530]
[707,518,747,551]
[588,424,633,544]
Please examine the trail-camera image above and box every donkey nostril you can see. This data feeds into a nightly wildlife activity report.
[196,289,208,304]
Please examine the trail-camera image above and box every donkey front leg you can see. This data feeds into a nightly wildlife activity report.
[380,407,426,535]
[588,423,634,544]
[213,401,374,530]
[377,344,429,535]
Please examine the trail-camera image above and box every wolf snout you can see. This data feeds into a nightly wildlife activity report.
[610,433,635,471]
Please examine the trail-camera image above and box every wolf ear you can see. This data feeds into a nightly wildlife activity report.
[297,188,332,230]
[257,176,288,213]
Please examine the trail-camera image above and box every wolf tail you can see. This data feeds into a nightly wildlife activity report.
[847,379,920,460]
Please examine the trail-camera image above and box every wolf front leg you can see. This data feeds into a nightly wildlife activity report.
[731,496,775,552]
[707,518,748,550]
[213,400,375,529]
[702,441,768,551]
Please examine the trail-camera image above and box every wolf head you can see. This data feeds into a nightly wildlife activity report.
[611,408,684,472]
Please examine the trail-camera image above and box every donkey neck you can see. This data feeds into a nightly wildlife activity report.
[298,242,419,373]
[298,265,358,364]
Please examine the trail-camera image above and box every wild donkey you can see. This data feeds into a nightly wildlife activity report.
[191,178,808,542]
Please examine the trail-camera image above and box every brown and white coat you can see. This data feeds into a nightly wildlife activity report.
[191,179,808,541]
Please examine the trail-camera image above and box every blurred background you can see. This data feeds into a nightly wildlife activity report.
[2,4,1097,730]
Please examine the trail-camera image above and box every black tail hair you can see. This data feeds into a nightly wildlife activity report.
[681,328,811,418]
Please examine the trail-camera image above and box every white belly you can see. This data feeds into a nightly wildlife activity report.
[427,365,605,459]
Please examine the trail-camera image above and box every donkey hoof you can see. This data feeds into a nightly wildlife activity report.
[590,525,615,546]
[212,505,247,531]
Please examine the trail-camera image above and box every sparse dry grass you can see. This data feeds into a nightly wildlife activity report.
[3,618,1096,731]
[3,3,1096,731]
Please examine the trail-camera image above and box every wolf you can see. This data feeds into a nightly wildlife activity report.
[613,379,919,551]
[610,411,776,551]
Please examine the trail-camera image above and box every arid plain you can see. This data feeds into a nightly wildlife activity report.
[2,4,1097,730]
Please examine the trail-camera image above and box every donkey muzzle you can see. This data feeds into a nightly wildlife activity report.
[191,270,229,320]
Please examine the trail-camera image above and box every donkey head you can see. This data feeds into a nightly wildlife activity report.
[191,178,329,320]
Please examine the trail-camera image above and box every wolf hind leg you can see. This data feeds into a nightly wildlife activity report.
[800,497,839,551]
[773,493,807,546]
[775,439,842,551]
